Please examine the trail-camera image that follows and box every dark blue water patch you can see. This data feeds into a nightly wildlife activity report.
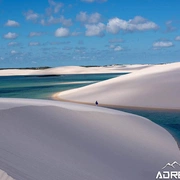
[0,82,93,99]
[0,73,127,99]
[0,73,128,85]
[109,107,180,147]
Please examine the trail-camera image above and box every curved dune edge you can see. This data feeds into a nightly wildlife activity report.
[0,169,15,180]
[52,92,180,112]
[55,62,180,110]
[0,98,180,180]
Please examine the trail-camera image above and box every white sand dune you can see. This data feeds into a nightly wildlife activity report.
[0,98,180,180]
[0,65,150,76]
[0,169,15,180]
[58,62,180,110]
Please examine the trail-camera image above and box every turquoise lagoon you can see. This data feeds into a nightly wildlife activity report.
[0,73,180,146]
[111,107,180,147]
[0,73,126,99]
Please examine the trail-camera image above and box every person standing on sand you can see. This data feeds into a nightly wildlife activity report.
[95,101,98,106]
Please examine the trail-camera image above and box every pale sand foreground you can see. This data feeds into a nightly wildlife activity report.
[0,169,14,180]
[57,62,180,110]
[0,64,150,76]
[0,98,180,180]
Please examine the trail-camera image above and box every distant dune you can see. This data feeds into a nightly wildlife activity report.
[57,62,180,110]
[0,64,150,76]
[0,98,180,180]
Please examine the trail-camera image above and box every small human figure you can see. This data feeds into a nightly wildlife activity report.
[95,101,98,106]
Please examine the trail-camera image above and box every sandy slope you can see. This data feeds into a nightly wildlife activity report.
[0,98,180,180]
[0,169,14,180]
[58,62,180,110]
[0,65,150,76]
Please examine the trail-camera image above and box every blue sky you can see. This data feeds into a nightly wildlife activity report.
[0,0,180,68]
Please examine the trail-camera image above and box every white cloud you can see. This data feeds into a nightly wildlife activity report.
[130,16,146,24]
[42,16,72,26]
[76,12,87,23]
[5,20,20,27]
[109,44,115,49]
[85,23,105,36]
[54,3,63,13]
[47,16,60,24]
[11,50,18,54]
[88,13,101,24]
[29,32,43,37]
[40,19,46,26]
[165,20,176,33]
[8,42,18,46]
[175,36,180,41]
[48,0,63,14]
[107,16,158,34]
[59,16,72,27]
[3,32,18,39]
[29,42,40,46]
[81,0,107,3]
[55,27,70,37]
[71,32,82,36]
[114,46,123,51]
[153,41,173,48]
[76,12,101,24]
[24,10,39,21]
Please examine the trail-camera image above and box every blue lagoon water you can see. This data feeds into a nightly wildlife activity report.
[110,107,180,147]
[0,73,126,99]
[0,73,180,146]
